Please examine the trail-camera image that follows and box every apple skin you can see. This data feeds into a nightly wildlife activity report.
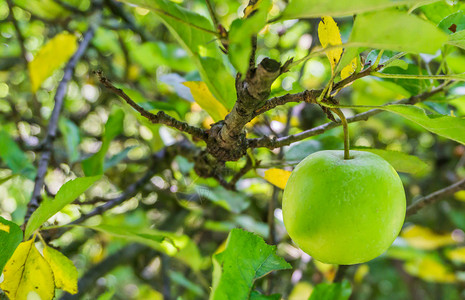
[282,150,406,265]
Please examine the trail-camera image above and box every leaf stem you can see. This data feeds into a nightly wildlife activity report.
[331,108,350,159]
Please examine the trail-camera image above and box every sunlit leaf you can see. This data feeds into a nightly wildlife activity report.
[0,217,23,273]
[0,240,55,300]
[401,225,457,250]
[25,175,101,238]
[29,32,77,92]
[228,0,272,75]
[318,16,343,73]
[308,280,352,300]
[43,246,78,294]
[454,190,465,202]
[350,10,447,54]
[15,0,70,20]
[210,229,291,299]
[183,81,229,122]
[0,130,36,180]
[404,255,456,283]
[448,30,465,50]
[281,0,436,19]
[289,282,313,300]
[445,246,465,264]
[82,108,125,176]
[352,147,430,175]
[264,168,291,189]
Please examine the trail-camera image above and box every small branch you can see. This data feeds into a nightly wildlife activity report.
[205,0,219,30]
[253,90,320,116]
[104,0,151,42]
[95,71,208,141]
[406,177,465,216]
[248,83,449,149]
[23,12,102,226]
[6,0,27,64]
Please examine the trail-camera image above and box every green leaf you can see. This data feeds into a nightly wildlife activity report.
[58,118,80,163]
[104,146,136,171]
[281,0,436,19]
[352,147,430,175]
[349,10,448,54]
[85,224,203,271]
[119,0,236,109]
[0,130,36,180]
[0,217,23,273]
[210,229,291,300]
[438,11,465,33]
[376,104,465,145]
[29,32,78,92]
[196,186,250,213]
[228,0,272,75]
[448,30,465,50]
[43,246,78,294]
[309,280,352,300]
[82,108,124,176]
[14,0,70,20]
[24,175,100,238]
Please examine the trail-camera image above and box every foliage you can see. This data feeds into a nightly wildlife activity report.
[1,0,465,299]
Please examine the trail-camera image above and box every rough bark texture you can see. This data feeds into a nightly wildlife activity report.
[207,58,282,161]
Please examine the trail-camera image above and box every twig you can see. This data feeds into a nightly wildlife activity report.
[23,12,102,226]
[104,0,150,42]
[406,177,465,216]
[248,83,449,149]
[6,0,41,115]
[205,0,219,30]
[95,71,208,141]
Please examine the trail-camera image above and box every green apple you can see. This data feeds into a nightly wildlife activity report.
[282,150,406,265]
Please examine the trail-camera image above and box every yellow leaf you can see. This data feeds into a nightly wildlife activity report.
[0,240,55,300]
[183,81,229,122]
[318,16,343,73]
[264,168,291,189]
[29,32,78,92]
[289,282,313,300]
[404,256,456,283]
[445,247,465,263]
[314,260,336,281]
[454,190,465,202]
[401,225,456,250]
[43,246,78,294]
[341,57,358,80]
[354,264,369,283]
[0,223,10,233]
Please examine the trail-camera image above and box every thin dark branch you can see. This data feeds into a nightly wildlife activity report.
[104,0,151,42]
[248,83,449,149]
[23,12,102,226]
[95,71,208,141]
[6,0,27,64]
[406,177,465,216]
[205,0,219,30]
[253,65,382,117]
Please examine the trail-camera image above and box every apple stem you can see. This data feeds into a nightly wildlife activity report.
[331,108,350,159]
